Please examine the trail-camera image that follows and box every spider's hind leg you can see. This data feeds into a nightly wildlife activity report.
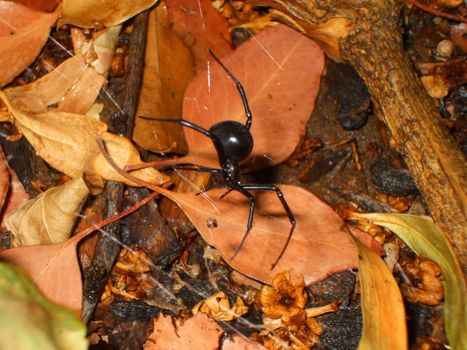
[242,184,296,269]
[226,185,256,261]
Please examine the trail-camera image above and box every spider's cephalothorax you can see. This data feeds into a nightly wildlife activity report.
[141,49,295,269]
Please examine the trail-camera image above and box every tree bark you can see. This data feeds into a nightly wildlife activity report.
[252,0,466,269]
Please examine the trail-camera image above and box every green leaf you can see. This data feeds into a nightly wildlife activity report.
[0,263,87,350]
[353,213,466,350]
[350,235,407,350]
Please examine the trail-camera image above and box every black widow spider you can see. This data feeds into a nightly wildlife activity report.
[143,49,296,269]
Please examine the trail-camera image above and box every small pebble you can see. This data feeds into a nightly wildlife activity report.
[370,157,418,196]
[338,110,369,130]
[436,40,454,58]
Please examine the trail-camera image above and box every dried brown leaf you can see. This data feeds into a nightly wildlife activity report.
[168,24,324,170]
[143,313,223,350]
[4,56,103,113]
[6,178,89,247]
[133,3,193,153]
[166,0,232,72]
[0,150,30,231]
[71,26,121,77]
[0,192,158,310]
[222,335,268,350]
[152,184,380,285]
[8,0,59,12]
[0,233,85,310]
[0,91,168,186]
[0,148,9,211]
[0,1,60,87]
[192,291,248,321]
[62,0,158,28]
[56,66,106,114]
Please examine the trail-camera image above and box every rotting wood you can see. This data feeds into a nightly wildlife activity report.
[81,11,150,322]
[249,0,467,271]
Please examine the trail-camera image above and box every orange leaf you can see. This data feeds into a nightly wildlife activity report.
[162,24,324,170]
[4,55,99,113]
[133,4,193,153]
[0,233,84,310]
[97,137,382,286]
[8,0,59,12]
[0,192,158,310]
[223,335,267,350]
[62,0,156,28]
[144,313,223,350]
[166,0,232,72]
[152,184,380,285]
[0,1,60,87]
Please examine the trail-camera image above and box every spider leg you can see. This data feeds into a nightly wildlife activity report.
[242,185,296,269]
[208,49,253,130]
[219,188,233,199]
[169,165,221,196]
[171,165,221,174]
[139,117,213,139]
[227,185,256,261]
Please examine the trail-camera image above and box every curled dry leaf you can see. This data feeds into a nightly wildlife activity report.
[0,1,60,87]
[133,4,193,153]
[4,55,105,114]
[62,0,158,28]
[0,149,30,230]
[56,66,106,115]
[353,213,466,350]
[0,148,9,210]
[0,92,168,186]
[192,291,248,321]
[350,235,407,350]
[6,177,89,247]
[158,24,324,170]
[151,184,381,286]
[71,25,121,77]
[143,313,223,350]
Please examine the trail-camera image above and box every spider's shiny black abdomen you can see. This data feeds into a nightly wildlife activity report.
[209,120,253,163]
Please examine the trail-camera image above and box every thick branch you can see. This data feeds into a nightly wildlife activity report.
[342,20,466,268]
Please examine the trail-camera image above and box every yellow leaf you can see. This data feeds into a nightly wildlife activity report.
[192,291,248,322]
[7,178,89,247]
[350,235,407,350]
[0,91,168,186]
[5,54,106,114]
[62,0,158,28]
[354,213,466,350]
[5,56,88,113]
[133,4,191,153]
